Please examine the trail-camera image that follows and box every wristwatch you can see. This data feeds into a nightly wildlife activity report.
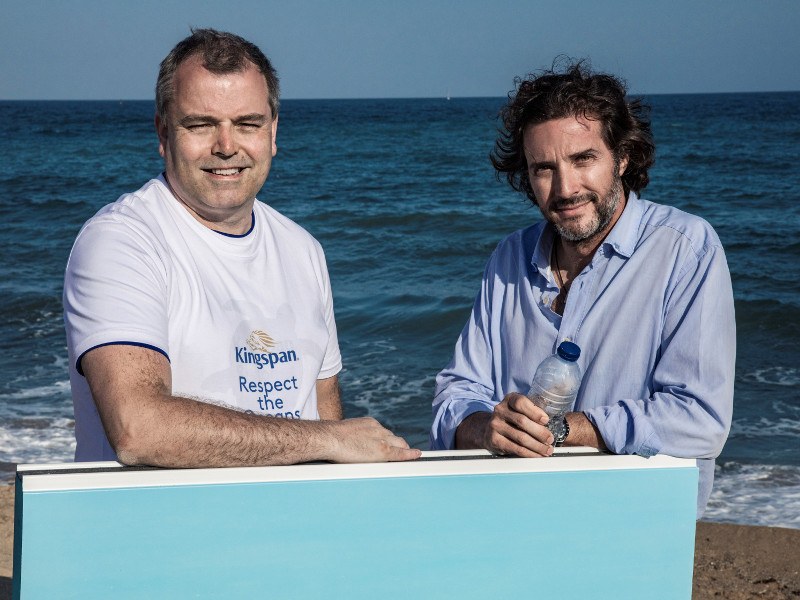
[553,414,570,446]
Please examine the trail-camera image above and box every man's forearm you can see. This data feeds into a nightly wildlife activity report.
[564,412,607,450]
[454,411,492,449]
[113,392,420,467]
[112,392,340,467]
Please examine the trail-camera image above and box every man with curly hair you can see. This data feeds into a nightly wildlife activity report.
[431,61,735,516]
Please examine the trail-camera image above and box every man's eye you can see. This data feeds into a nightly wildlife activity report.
[239,123,261,129]
[186,123,211,131]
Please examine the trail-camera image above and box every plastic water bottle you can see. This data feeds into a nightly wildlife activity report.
[526,341,582,440]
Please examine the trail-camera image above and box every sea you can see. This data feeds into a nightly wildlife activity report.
[1,93,798,529]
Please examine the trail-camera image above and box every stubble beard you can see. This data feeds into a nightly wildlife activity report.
[549,174,625,243]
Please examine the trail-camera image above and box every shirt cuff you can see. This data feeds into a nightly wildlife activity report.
[583,402,662,457]
[431,398,495,450]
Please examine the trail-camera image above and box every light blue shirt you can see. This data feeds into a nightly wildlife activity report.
[431,194,735,516]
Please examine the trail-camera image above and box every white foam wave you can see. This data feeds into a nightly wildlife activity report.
[0,417,76,477]
[729,416,800,438]
[704,462,800,530]
[0,379,70,402]
[350,339,398,360]
[740,366,800,387]
[343,339,434,415]
[347,373,432,413]
[344,368,433,449]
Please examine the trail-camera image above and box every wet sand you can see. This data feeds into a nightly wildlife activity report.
[1,483,798,598]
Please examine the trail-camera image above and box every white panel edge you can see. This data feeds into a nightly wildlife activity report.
[20,450,696,492]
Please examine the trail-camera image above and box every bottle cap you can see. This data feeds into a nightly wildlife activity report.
[557,341,581,362]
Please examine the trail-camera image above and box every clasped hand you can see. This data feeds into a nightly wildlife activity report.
[483,392,555,457]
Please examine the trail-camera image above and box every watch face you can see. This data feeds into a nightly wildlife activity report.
[552,415,569,445]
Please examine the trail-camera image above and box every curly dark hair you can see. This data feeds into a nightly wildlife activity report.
[156,28,280,121]
[490,60,654,203]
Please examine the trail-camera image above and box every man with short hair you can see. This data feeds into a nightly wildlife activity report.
[431,62,735,515]
[65,29,420,466]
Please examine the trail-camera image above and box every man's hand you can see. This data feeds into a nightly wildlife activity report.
[455,393,554,457]
[323,417,422,463]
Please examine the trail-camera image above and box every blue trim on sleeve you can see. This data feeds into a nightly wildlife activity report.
[76,342,170,376]
[213,211,255,237]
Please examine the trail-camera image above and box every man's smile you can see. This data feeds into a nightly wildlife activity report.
[202,167,247,176]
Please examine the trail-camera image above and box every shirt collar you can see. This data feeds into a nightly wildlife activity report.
[602,191,644,259]
[530,222,556,280]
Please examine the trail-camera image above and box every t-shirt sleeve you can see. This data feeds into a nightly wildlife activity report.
[63,217,170,374]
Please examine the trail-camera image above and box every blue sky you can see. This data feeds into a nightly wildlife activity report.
[2,0,798,100]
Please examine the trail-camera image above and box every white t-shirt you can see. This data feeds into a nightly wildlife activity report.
[64,176,342,461]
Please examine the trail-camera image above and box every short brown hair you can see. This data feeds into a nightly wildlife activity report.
[156,28,280,120]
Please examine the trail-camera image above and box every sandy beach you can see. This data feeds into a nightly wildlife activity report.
[1,482,797,598]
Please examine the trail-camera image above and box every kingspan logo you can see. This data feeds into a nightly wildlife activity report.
[247,330,275,352]
[235,330,299,370]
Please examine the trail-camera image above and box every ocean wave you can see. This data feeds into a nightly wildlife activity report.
[344,339,398,360]
[339,340,435,448]
[337,303,472,341]
[729,416,800,438]
[739,366,800,387]
[0,416,76,480]
[346,371,433,407]
[726,239,800,255]
[735,298,800,318]
[0,377,70,402]
[704,462,800,530]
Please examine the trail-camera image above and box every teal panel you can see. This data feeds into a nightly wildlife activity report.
[12,477,23,600]
[17,467,696,599]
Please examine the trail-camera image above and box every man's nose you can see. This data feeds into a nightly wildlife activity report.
[554,167,580,199]
[212,125,237,157]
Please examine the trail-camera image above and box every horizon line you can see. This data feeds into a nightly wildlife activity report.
[2,89,799,103]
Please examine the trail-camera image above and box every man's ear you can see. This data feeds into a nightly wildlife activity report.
[271,116,278,158]
[617,154,629,177]
[155,114,167,158]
